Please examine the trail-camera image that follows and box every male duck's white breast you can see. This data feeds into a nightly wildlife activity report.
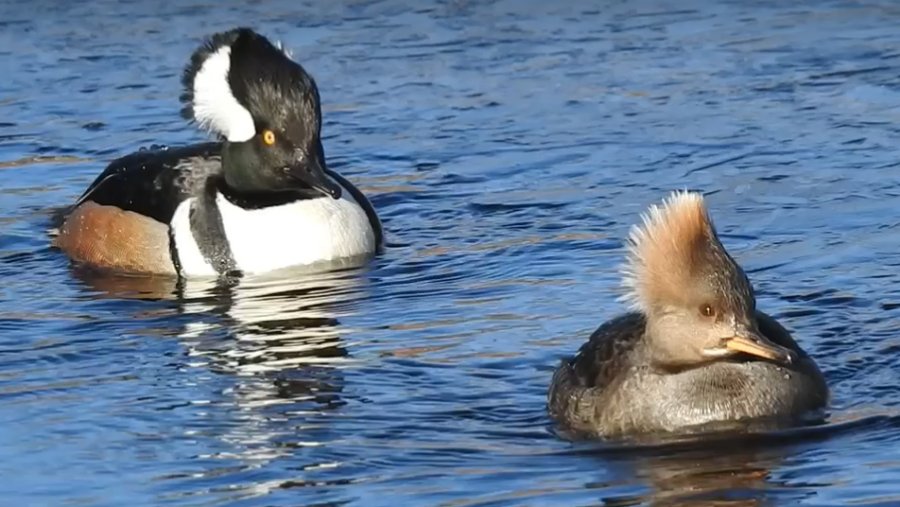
[169,184,376,276]
[217,190,376,274]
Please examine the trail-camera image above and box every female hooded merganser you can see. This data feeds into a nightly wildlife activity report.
[54,28,382,277]
[548,191,828,439]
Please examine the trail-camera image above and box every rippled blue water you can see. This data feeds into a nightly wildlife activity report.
[3,0,900,505]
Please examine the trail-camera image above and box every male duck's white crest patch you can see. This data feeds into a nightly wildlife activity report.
[190,46,255,142]
[620,190,718,312]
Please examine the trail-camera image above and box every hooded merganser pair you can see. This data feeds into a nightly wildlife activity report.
[54,28,382,277]
[549,191,828,438]
[52,28,826,438]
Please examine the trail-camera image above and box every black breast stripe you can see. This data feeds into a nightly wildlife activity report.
[189,178,240,276]
[168,228,183,275]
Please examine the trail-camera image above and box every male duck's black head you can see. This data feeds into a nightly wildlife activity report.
[181,27,341,199]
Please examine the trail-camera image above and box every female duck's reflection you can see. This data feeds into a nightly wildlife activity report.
[72,263,370,464]
[633,445,785,506]
[594,432,815,507]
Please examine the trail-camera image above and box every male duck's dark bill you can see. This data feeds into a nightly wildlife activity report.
[288,154,342,199]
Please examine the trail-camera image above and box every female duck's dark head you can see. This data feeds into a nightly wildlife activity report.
[620,191,796,369]
[180,27,341,199]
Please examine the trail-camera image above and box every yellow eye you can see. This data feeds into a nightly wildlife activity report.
[262,130,276,146]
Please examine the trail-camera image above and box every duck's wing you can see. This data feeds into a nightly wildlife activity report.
[569,312,647,387]
[548,313,646,427]
[73,142,223,224]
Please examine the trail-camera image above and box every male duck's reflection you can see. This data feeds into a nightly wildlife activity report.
[70,262,370,464]
[73,261,367,367]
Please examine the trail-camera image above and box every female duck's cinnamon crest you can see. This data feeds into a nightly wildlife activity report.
[548,191,827,439]
[622,191,731,313]
[622,191,795,367]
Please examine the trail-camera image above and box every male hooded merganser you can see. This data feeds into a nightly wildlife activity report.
[54,28,382,277]
[548,191,828,438]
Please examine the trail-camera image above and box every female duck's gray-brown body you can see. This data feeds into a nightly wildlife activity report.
[548,191,828,438]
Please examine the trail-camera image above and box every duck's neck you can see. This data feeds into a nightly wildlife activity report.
[216,178,324,209]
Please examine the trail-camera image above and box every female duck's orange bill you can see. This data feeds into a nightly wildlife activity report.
[725,333,795,365]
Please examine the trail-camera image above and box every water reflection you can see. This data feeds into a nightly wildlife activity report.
[591,438,791,507]
[71,263,368,367]
[71,264,369,471]
[634,445,786,506]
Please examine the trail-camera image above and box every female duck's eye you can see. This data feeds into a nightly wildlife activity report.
[262,130,276,146]
[700,304,716,318]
